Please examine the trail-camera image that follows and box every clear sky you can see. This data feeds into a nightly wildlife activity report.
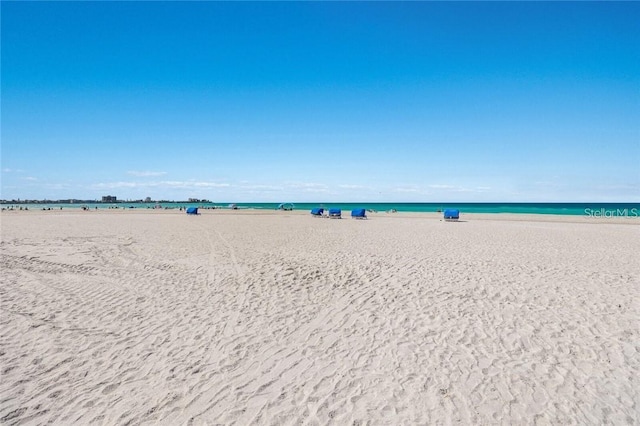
[2,2,639,202]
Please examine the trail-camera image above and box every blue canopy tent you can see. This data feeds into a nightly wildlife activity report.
[443,209,460,221]
[186,207,199,215]
[351,208,367,219]
[310,207,324,217]
[277,203,295,211]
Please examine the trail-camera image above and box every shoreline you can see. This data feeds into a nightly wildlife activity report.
[2,201,638,218]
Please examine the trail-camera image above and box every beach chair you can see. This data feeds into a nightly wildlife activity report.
[186,207,199,215]
[443,209,460,221]
[310,208,324,217]
[351,208,367,219]
[328,208,342,219]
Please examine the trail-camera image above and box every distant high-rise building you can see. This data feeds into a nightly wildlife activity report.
[102,195,117,203]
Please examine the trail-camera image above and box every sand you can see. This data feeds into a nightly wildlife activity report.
[1,209,638,425]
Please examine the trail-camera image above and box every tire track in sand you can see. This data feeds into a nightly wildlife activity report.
[194,220,247,339]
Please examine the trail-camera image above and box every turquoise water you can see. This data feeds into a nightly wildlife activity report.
[3,202,639,217]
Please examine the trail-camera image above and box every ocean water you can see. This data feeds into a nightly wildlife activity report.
[3,202,639,217]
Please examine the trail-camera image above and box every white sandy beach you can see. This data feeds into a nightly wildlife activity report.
[1,209,638,425]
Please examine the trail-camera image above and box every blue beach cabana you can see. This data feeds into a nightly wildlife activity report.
[310,207,324,217]
[328,208,342,219]
[443,209,460,221]
[351,208,367,219]
[186,207,199,215]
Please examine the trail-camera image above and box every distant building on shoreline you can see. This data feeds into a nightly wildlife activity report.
[1,197,215,205]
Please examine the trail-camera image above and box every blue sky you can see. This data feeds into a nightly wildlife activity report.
[2,2,639,202]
